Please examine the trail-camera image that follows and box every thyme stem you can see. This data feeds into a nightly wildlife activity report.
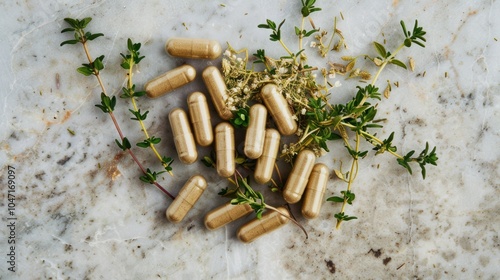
[80,41,174,199]
[126,63,173,176]
[336,133,360,229]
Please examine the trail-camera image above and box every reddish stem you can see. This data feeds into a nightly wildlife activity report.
[81,41,174,200]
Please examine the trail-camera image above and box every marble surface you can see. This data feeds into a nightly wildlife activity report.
[1,0,499,279]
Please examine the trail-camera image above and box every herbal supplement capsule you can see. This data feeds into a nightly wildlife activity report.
[202,66,233,120]
[237,206,290,243]
[166,38,222,60]
[215,122,235,177]
[187,92,213,146]
[169,108,198,164]
[301,163,329,219]
[244,104,268,159]
[204,202,253,230]
[254,129,280,184]
[283,149,316,204]
[166,175,207,223]
[260,83,297,136]
[145,64,196,98]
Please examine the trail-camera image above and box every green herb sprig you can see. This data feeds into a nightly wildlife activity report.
[119,38,174,174]
[221,3,438,230]
[222,170,308,239]
[201,151,305,237]
[61,17,174,199]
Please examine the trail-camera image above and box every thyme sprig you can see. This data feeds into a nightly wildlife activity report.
[221,3,438,229]
[61,17,174,199]
[222,170,308,239]
[202,152,306,238]
[297,0,321,57]
[119,38,174,174]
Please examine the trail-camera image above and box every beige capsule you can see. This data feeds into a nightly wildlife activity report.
[244,104,268,159]
[166,38,222,60]
[204,202,253,230]
[283,149,316,204]
[169,108,198,164]
[215,122,235,177]
[166,175,207,223]
[301,163,330,219]
[202,66,233,120]
[145,64,196,98]
[260,83,297,136]
[254,129,280,184]
[187,92,213,146]
[237,206,290,243]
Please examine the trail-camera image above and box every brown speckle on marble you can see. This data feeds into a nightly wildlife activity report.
[57,155,72,165]
[442,251,456,261]
[325,259,335,274]
[368,248,382,258]
[106,164,121,181]
[383,257,392,265]
[64,244,73,252]
[56,73,60,89]
[35,171,45,180]
[479,255,490,267]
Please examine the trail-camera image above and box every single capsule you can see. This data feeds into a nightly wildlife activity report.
[215,122,235,177]
[244,104,268,159]
[169,108,198,164]
[260,83,297,136]
[145,64,196,98]
[254,129,280,184]
[187,92,213,146]
[166,175,207,223]
[301,163,330,219]
[202,66,233,120]
[166,38,222,60]
[204,202,253,230]
[283,149,316,204]
[237,206,290,243]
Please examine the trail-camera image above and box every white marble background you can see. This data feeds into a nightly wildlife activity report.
[0,0,499,279]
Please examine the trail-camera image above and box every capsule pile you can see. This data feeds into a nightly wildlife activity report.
[146,37,331,243]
